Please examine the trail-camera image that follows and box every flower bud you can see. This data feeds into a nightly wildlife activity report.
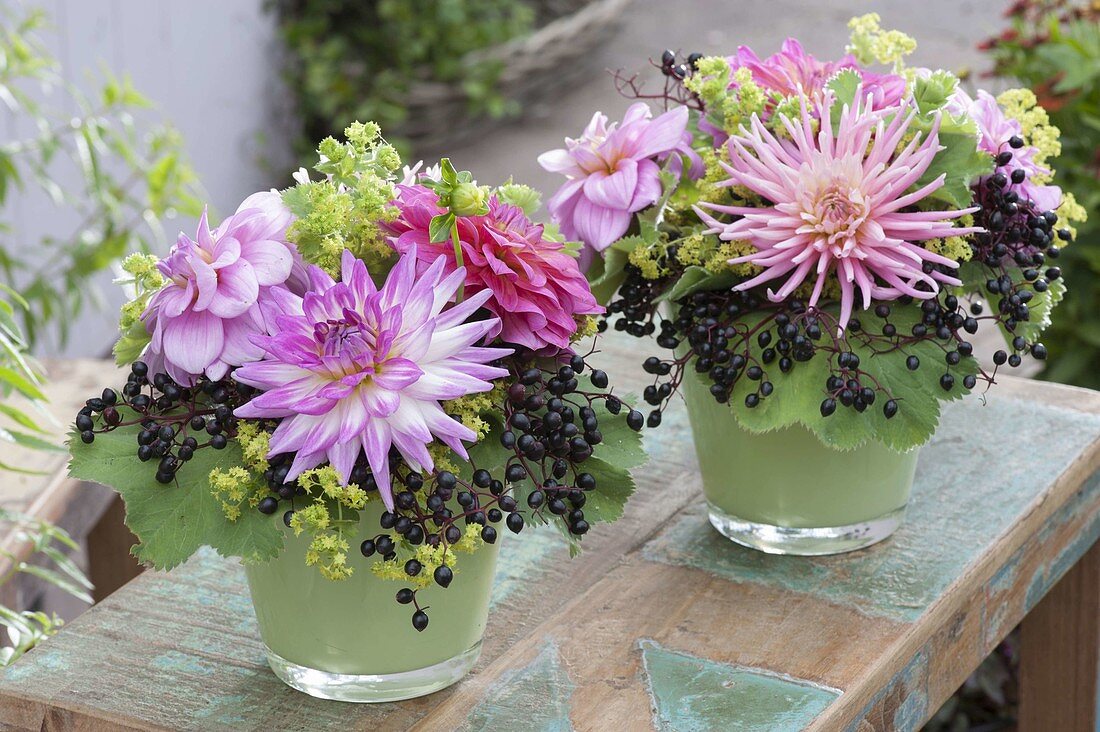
[450,182,488,217]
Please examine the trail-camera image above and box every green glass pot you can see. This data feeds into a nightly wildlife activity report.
[245,500,501,703]
[681,368,920,555]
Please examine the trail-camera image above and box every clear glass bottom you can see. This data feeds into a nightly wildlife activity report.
[707,500,906,556]
[264,640,483,703]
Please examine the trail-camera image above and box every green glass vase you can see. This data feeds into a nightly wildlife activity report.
[681,369,920,555]
[244,501,501,703]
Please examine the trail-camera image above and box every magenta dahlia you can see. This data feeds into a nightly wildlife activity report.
[384,185,602,353]
[233,249,510,507]
[141,195,297,384]
[696,92,981,332]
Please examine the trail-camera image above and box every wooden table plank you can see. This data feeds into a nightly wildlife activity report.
[0,347,1097,731]
[1018,541,1100,730]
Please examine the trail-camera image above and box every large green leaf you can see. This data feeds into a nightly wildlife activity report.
[656,265,737,304]
[578,455,636,526]
[725,306,976,451]
[586,236,638,306]
[68,410,283,570]
[911,113,991,209]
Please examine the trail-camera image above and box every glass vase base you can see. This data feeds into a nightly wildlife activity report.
[707,502,906,556]
[264,641,482,703]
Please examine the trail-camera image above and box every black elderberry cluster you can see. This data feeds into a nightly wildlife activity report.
[658,48,702,80]
[601,260,678,339]
[74,361,248,484]
[970,137,1067,358]
[612,49,706,113]
[350,351,643,631]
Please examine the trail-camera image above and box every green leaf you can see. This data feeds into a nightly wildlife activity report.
[0,460,48,475]
[911,114,991,209]
[725,306,976,451]
[657,266,738,303]
[439,158,458,185]
[17,564,92,604]
[429,213,455,244]
[68,410,284,570]
[586,235,644,305]
[0,366,46,401]
[0,402,45,433]
[577,455,636,525]
[912,71,960,117]
[0,427,62,452]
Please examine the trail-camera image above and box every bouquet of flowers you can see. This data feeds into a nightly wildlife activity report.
[68,122,645,699]
[542,13,1083,447]
[539,14,1084,554]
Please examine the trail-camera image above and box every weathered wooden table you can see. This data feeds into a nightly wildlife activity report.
[0,339,1097,731]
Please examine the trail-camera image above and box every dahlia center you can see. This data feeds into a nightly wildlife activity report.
[314,318,376,377]
[807,181,869,252]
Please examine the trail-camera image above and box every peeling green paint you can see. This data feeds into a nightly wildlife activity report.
[645,397,1100,622]
[982,544,1025,649]
[461,640,574,731]
[491,525,565,608]
[844,648,929,732]
[1025,472,1100,611]
[638,639,839,731]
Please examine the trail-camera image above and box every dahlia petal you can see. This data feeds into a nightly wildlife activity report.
[583,158,638,211]
[537,148,583,176]
[238,238,293,287]
[326,434,360,485]
[374,358,424,391]
[572,197,632,253]
[206,259,259,318]
[633,105,689,159]
[163,309,224,375]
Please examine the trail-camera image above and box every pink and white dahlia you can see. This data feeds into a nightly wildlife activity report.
[142,194,298,384]
[731,38,906,111]
[233,250,510,508]
[384,185,602,353]
[696,92,981,332]
[699,39,907,148]
[539,102,700,255]
[949,87,1062,212]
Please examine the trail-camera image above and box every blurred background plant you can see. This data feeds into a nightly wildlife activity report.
[266,0,535,160]
[0,285,55,471]
[0,504,93,667]
[0,6,201,349]
[980,0,1100,389]
[0,287,92,665]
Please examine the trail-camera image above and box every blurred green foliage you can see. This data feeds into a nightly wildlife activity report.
[0,7,202,348]
[266,0,535,158]
[981,0,1100,388]
[0,506,93,666]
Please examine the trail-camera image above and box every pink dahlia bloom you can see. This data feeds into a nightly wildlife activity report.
[233,249,510,508]
[949,88,1062,212]
[701,39,907,147]
[696,92,981,332]
[142,195,297,384]
[538,102,700,255]
[384,185,602,353]
[732,38,906,109]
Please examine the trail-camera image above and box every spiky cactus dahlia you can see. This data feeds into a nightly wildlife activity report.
[696,92,982,331]
[234,249,510,508]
